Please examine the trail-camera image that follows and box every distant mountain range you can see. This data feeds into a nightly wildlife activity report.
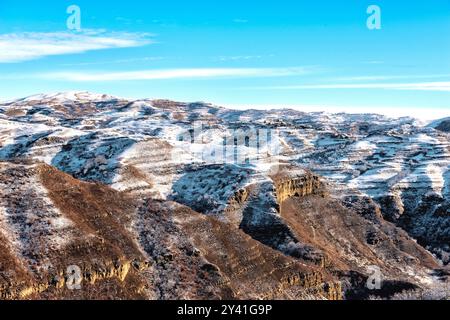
[0,92,448,300]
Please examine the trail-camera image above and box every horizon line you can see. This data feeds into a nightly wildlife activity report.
[1,90,448,122]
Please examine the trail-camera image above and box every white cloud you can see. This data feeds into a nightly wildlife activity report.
[61,56,165,66]
[215,55,274,62]
[0,30,152,63]
[34,67,313,82]
[253,82,450,92]
[335,74,450,81]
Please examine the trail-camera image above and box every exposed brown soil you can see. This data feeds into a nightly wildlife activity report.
[280,194,441,298]
[173,205,341,300]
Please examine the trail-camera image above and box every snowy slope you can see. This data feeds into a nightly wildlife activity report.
[0,92,449,265]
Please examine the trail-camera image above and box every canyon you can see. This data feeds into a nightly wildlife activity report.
[0,92,448,300]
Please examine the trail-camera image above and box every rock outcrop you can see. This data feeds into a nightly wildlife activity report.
[271,169,325,208]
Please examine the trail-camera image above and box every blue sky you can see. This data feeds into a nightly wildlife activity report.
[0,0,449,119]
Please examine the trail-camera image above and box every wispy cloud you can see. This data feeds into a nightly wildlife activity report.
[233,19,249,23]
[335,74,450,81]
[250,82,450,92]
[31,67,314,82]
[61,56,165,67]
[0,30,153,63]
[215,54,274,62]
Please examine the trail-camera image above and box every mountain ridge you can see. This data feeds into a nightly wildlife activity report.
[0,92,448,300]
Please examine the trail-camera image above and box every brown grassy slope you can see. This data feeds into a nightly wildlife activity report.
[171,205,342,300]
[37,164,151,299]
[1,163,343,300]
[0,232,34,299]
[281,194,439,274]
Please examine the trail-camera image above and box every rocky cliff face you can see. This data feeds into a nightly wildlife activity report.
[0,92,448,300]
[272,169,325,207]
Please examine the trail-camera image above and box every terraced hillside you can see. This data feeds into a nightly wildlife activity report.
[0,92,448,299]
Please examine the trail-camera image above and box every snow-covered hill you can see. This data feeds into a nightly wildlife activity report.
[0,92,448,299]
[428,117,450,133]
